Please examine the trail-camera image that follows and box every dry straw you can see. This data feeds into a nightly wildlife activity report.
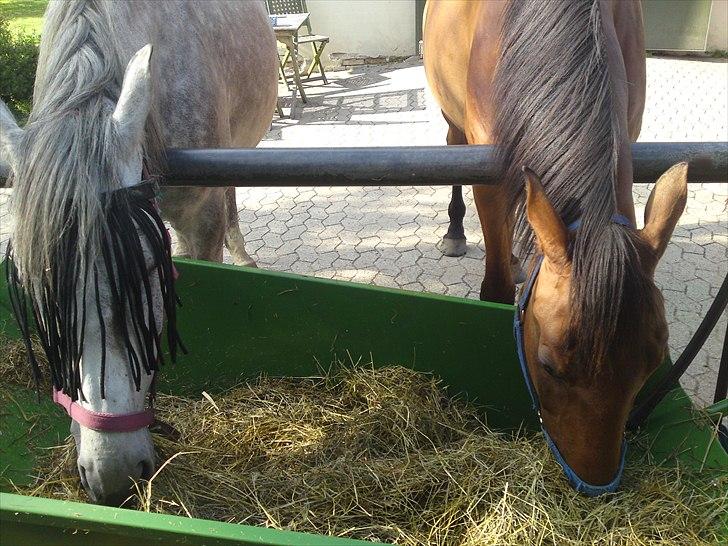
[2,337,726,545]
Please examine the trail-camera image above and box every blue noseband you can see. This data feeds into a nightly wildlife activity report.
[513,213,632,496]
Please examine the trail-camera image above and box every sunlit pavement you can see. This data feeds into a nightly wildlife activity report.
[1,56,725,408]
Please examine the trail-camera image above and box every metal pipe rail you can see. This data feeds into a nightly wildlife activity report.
[163,142,728,187]
[1,142,726,188]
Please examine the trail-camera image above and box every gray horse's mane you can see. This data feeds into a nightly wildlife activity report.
[6,0,179,399]
[10,0,163,288]
[493,0,655,372]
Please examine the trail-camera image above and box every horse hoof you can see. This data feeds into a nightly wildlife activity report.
[480,287,516,305]
[439,237,467,257]
[237,257,257,268]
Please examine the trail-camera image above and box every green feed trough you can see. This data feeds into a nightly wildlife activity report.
[1,259,726,545]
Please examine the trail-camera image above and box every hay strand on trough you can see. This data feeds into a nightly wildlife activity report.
[1,337,726,545]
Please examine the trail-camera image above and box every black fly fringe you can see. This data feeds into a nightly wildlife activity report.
[5,182,184,401]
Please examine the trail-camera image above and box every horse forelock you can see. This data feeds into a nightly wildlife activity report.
[12,0,164,287]
[493,0,645,373]
[565,227,659,375]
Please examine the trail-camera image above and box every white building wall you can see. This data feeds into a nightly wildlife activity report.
[305,0,416,65]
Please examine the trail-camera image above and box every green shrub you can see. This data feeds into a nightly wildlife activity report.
[0,15,40,123]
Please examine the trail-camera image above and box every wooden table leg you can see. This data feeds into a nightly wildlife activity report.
[280,35,307,103]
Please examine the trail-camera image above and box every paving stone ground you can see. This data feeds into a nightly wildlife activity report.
[1,56,725,408]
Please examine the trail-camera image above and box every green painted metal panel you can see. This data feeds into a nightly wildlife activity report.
[158,260,534,431]
[0,492,372,546]
[0,386,68,488]
[705,397,728,417]
[643,0,712,51]
[0,259,725,545]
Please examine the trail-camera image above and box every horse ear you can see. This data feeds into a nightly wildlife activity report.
[112,44,153,154]
[0,99,23,173]
[523,167,569,268]
[639,162,688,274]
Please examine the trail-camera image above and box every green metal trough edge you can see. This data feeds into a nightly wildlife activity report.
[1,259,726,545]
[0,492,372,546]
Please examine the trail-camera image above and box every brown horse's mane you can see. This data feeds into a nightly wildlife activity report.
[492,0,655,373]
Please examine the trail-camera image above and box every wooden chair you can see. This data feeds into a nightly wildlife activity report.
[267,0,329,85]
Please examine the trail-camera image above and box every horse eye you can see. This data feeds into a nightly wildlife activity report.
[541,360,562,380]
[537,348,564,380]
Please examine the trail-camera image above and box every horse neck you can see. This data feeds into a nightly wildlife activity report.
[599,0,638,225]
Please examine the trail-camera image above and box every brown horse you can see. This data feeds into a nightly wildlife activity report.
[424,0,688,488]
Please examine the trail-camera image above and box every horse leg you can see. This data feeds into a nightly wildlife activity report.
[162,187,226,262]
[472,184,515,303]
[223,187,257,267]
[440,119,468,257]
[442,186,467,257]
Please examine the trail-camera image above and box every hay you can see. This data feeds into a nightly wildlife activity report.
[2,337,726,545]
[0,334,48,390]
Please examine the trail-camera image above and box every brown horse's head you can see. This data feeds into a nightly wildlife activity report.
[520,163,688,485]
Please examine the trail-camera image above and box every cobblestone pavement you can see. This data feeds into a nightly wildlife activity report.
[1,56,726,408]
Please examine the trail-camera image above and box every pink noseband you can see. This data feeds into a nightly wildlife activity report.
[53,388,154,432]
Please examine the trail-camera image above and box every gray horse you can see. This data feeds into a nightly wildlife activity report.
[0,0,277,505]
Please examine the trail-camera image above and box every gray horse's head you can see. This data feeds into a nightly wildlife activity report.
[1,44,182,506]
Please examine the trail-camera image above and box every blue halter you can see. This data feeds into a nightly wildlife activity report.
[513,213,632,496]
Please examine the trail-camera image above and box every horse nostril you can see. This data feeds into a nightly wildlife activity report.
[139,459,154,481]
[77,463,94,500]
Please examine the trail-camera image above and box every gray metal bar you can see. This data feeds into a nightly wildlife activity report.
[2,142,726,189]
[162,142,727,187]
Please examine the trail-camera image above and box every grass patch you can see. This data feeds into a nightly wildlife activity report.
[0,6,41,122]
[0,0,46,36]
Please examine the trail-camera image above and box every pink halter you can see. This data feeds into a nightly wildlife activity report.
[53,388,154,432]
